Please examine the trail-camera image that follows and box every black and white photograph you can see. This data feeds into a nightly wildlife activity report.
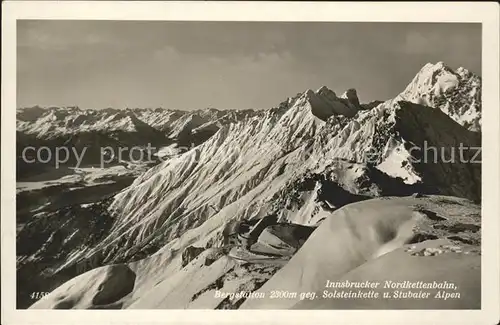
[2,2,499,324]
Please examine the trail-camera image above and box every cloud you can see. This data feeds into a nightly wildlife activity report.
[152,46,180,61]
[400,31,441,55]
[400,29,479,58]
[17,29,68,51]
[206,50,295,72]
[18,23,125,52]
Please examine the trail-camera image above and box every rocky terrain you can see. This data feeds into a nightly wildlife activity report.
[17,62,482,309]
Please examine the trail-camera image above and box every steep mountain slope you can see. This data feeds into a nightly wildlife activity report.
[397,62,481,131]
[18,62,482,309]
[393,101,481,201]
[57,86,395,268]
[16,105,258,308]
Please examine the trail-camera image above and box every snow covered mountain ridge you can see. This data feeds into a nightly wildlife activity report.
[17,61,482,310]
[16,106,257,140]
[16,62,481,140]
[39,61,480,267]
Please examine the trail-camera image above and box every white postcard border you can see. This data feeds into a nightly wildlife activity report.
[2,2,499,324]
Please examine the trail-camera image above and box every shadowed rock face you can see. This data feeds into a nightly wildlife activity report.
[341,88,361,108]
[16,198,116,308]
[307,87,360,120]
[394,101,481,203]
[181,246,205,267]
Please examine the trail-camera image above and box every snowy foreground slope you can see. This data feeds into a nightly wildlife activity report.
[17,62,482,309]
[242,196,480,309]
[30,195,480,309]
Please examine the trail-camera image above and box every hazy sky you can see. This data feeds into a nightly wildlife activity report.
[17,21,481,110]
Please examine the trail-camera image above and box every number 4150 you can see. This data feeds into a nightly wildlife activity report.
[30,292,49,300]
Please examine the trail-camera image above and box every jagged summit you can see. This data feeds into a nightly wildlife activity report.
[340,88,360,107]
[304,86,360,120]
[296,62,480,131]
[315,85,336,96]
[406,61,456,92]
[398,61,481,131]
[456,66,473,78]
[422,60,447,70]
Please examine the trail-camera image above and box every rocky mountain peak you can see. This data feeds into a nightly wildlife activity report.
[315,85,337,97]
[302,86,360,121]
[398,61,481,131]
[340,88,360,108]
